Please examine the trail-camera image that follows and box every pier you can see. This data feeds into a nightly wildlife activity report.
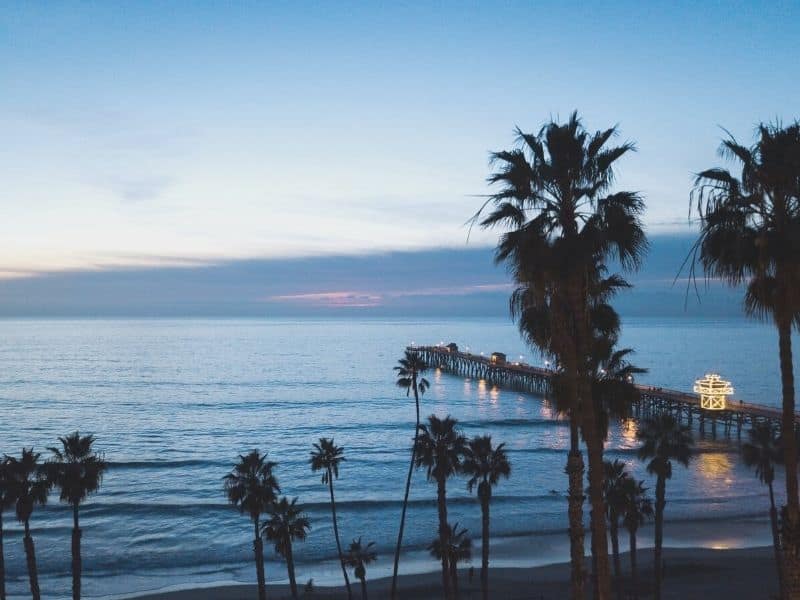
[410,345,800,439]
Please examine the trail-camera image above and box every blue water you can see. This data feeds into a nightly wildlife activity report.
[0,317,793,598]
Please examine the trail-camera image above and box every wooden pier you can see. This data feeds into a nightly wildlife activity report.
[410,345,800,439]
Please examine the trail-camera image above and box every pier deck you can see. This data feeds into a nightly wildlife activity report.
[410,345,800,438]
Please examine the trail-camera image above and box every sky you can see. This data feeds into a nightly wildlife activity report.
[1,1,798,314]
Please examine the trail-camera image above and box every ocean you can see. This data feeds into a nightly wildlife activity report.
[0,317,794,598]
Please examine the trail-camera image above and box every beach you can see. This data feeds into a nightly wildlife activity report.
[129,546,778,599]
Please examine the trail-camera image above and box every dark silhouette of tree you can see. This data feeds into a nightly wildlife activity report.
[223,450,280,600]
[691,121,800,595]
[415,415,467,600]
[742,423,784,593]
[0,458,15,600]
[310,438,352,600]
[5,449,50,600]
[391,350,429,599]
[462,435,510,600]
[263,496,310,600]
[637,415,692,600]
[428,523,472,600]
[344,537,377,600]
[478,111,647,600]
[602,459,630,600]
[46,432,107,600]
[620,477,652,600]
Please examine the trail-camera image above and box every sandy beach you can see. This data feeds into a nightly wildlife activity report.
[129,546,778,599]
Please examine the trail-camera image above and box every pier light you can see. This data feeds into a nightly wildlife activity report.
[693,373,734,411]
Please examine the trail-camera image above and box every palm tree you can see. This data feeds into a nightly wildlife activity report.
[602,459,630,600]
[478,111,647,600]
[637,414,692,600]
[344,537,377,600]
[428,523,472,600]
[620,477,653,600]
[310,438,352,600]
[691,121,800,593]
[462,435,511,600]
[6,449,50,600]
[263,496,311,600]
[0,459,15,600]
[415,415,467,600]
[46,432,107,600]
[742,423,784,592]
[391,350,429,599]
[223,450,280,600]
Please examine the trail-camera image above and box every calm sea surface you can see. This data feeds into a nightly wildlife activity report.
[0,317,796,598]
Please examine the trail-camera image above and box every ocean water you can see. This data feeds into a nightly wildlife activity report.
[0,317,795,599]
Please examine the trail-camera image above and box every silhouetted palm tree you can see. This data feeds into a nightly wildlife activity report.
[6,449,50,600]
[415,415,467,600]
[263,496,311,600]
[691,121,800,592]
[620,477,652,600]
[637,414,692,600]
[602,459,630,600]
[391,350,429,599]
[224,450,280,600]
[479,111,647,600]
[0,458,14,600]
[742,423,784,592]
[310,438,352,600]
[462,435,510,600]
[344,537,377,600]
[428,523,471,600]
[46,432,107,600]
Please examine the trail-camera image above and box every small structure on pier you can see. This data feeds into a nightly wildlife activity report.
[446,342,459,353]
[490,352,507,366]
[693,373,734,411]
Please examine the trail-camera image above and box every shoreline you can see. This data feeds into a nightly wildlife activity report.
[126,545,778,599]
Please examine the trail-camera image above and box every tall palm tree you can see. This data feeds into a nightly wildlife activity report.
[742,423,784,593]
[344,537,377,600]
[46,432,107,600]
[6,449,50,600]
[602,459,630,600]
[223,450,280,600]
[415,414,467,600]
[0,458,15,600]
[637,414,692,600]
[462,435,511,600]
[310,438,352,600]
[691,121,800,594]
[428,523,472,600]
[620,477,652,600]
[391,350,429,599]
[263,496,311,600]
[478,111,647,600]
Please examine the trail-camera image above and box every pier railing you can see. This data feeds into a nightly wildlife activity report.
[409,345,800,438]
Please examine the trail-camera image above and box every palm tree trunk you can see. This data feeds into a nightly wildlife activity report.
[360,575,367,600]
[391,383,421,599]
[0,511,5,600]
[582,399,612,600]
[769,480,785,596]
[23,520,40,600]
[609,513,623,600]
[450,557,459,600]
[777,313,800,599]
[71,505,81,600]
[653,476,666,600]
[286,541,298,600]
[566,411,586,600]
[628,528,638,600]
[328,473,353,600]
[253,520,266,600]
[480,486,490,600]
[436,477,451,600]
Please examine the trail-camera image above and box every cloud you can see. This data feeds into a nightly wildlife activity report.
[102,174,174,202]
